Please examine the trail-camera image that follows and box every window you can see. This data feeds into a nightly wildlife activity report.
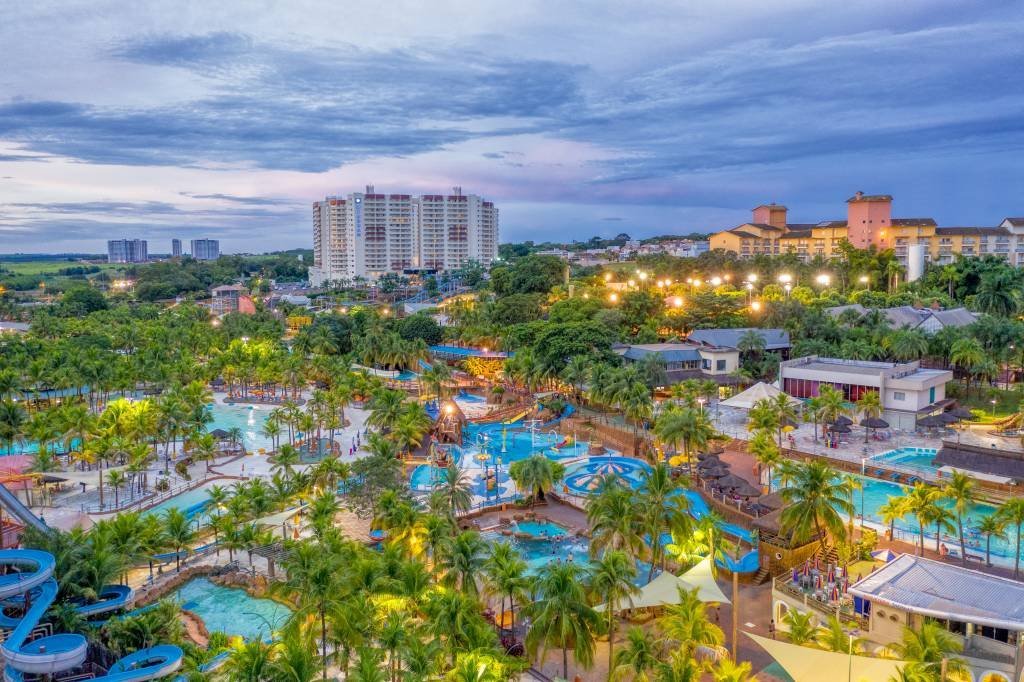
[716,359,726,371]
[893,391,906,401]
[929,387,936,404]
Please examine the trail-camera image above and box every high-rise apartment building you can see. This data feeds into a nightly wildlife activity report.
[171,239,182,257]
[308,186,498,285]
[190,239,220,260]
[107,239,148,263]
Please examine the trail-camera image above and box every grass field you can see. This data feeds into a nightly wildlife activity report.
[0,260,126,275]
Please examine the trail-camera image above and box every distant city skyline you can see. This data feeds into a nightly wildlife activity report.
[1,2,1023,253]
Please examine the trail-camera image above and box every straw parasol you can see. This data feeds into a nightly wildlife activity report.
[859,417,889,429]
[714,473,747,490]
[834,415,853,426]
[827,423,852,434]
[938,411,960,424]
[697,455,724,470]
[731,480,763,498]
[701,465,730,479]
[948,406,974,420]
[916,415,945,428]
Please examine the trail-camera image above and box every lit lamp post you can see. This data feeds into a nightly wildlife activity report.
[784,284,792,298]
[858,275,870,289]
[816,273,831,287]
[697,397,706,415]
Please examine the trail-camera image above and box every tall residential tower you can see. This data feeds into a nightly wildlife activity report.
[308,186,498,285]
[190,239,220,260]
[107,239,148,263]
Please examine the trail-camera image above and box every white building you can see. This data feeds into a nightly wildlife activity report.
[308,186,498,285]
[107,239,148,263]
[779,356,953,430]
[190,239,220,260]
[171,239,182,257]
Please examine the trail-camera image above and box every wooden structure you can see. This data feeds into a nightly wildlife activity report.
[432,399,467,445]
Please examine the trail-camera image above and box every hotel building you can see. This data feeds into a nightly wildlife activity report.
[107,239,148,263]
[308,186,498,285]
[171,239,182,258]
[190,239,220,261]
[779,355,953,430]
[710,193,1024,267]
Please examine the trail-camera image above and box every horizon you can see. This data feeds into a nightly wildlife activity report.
[2,2,1023,253]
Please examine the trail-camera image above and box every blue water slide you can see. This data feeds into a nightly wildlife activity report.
[716,549,760,574]
[0,549,183,682]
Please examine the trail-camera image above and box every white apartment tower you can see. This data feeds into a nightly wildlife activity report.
[309,186,498,285]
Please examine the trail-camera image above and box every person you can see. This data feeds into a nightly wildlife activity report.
[769,619,775,639]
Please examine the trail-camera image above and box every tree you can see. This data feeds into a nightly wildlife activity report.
[278,541,343,680]
[878,496,907,542]
[611,627,660,682]
[817,615,864,653]
[508,454,565,508]
[163,508,195,572]
[855,390,882,443]
[780,609,816,646]
[779,461,852,553]
[437,531,488,597]
[902,483,945,557]
[525,562,601,680]
[655,406,716,467]
[658,586,724,657]
[712,658,755,682]
[589,550,639,680]
[437,462,473,518]
[997,497,1024,580]
[587,483,643,558]
[748,430,780,493]
[950,338,985,396]
[942,472,975,567]
[976,514,1007,567]
[894,621,968,681]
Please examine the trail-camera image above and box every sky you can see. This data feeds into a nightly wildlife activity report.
[1,1,1023,254]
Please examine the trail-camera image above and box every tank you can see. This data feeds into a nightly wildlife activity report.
[906,243,926,282]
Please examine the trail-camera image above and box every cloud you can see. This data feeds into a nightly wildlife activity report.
[178,192,293,206]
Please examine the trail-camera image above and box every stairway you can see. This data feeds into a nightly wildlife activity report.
[751,565,772,585]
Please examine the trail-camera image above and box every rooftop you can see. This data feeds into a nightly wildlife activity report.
[935,226,1009,236]
[847,193,893,203]
[849,553,1024,631]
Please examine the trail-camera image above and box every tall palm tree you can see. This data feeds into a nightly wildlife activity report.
[815,385,847,440]
[781,609,816,646]
[878,496,907,542]
[638,463,690,580]
[655,406,716,467]
[748,430,780,492]
[902,483,945,557]
[484,542,529,634]
[855,390,882,442]
[525,561,601,681]
[224,638,275,681]
[976,514,1007,567]
[163,508,195,572]
[561,356,591,405]
[817,615,865,653]
[589,550,639,680]
[779,460,852,554]
[587,482,643,557]
[711,658,755,682]
[438,462,473,518]
[508,454,565,508]
[950,338,985,397]
[437,531,488,597]
[997,497,1024,579]
[278,542,343,680]
[943,472,976,566]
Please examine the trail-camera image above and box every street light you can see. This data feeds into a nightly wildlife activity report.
[627,279,636,287]
[777,273,793,284]
[751,300,762,312]
[697,397,706,414]
[816,274,831,287]
[604,272,613,282]
[747,273,758,283]
[609,293,619,303]
[991,399,998,416]
[784,284,792,297]
[672,296,683,308]
[638,271,648,282]
[710,276,722,286]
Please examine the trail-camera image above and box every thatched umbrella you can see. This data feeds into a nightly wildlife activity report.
[938,412,960,425]
[715,473,747,490]
[948,406,974,420]
[697,454,724,469]
[701,465,730,479]
[732,480,763,498]
[834,415,853,426]
[859,416,889,442]
[916,415,945,428]
[706,444,726,455]
[209,428,230,440]
[827,423,852,434]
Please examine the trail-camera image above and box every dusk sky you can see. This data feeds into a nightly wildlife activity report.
[2,1,1023,253]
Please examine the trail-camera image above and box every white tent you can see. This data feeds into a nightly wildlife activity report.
[595,557,730,612]
[720,382,800,410]
[746,633,907,682]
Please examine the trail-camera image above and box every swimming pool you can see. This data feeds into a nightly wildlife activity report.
[174,577,291,641]
[145,482,219,519]
[514,520,569,539]
[208,403,273,452]
[870,447,939,475]
[775,472,1020,566]
[410,462,512,499]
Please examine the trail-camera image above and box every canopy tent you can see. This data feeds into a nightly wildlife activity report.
[720,382,800,410]
[870,548,898,562]
[595,557,730,613]
[47,464,133,486]
[679,556,731,604]
[254,504,308,528]
[746,633,907,682]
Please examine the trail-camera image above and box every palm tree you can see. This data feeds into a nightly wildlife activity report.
[976,514,1007,567]
[878,496,907,542]
[943,472,976,566]
[655,649,703,682]
[508,454,565,508]
[817,615,864,653]
[437,531,488,597]
[611,627,660,682]
[779,461,852,554]
[997,497,1024,579]
[886,330,929,362]
[438,462,473,518]
[780,609,816,646]
[748,430,780,492]
[561,356,591,405]
[525,561,601,681]
[950,338,985,397]
[484,542,529,634]
[815,385,847,440]
[106,469,126,509]
[163,508,195,572]
[587,483,643,557]
[224,639,275,681]
[855,390,882,442]
[902,483,945,556]
[655,406,716,467]
[638,463,690,580]
[894,621,968,681]
[278,542,343,680]
[589,550,639,680]
[271,444,301,479]
[711,658,755,682]
[658,586,724,658]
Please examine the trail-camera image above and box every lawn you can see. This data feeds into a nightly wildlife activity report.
[0,260,124,275]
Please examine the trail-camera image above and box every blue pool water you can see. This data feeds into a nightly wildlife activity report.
[774,472,1020,566]
[460,423,588,464]
[515,520,569,539]
[1,439,80,457]
[208,403,272,451]
[394,370,419,382]
[410,463,512,498]
[870,447,939,474]
[145,483,219,519]
[174,577,290,641]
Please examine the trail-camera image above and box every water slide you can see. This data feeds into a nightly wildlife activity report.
[0,484,48,534]
[0,549,183,682]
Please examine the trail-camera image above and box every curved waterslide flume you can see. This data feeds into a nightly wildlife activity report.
[0,550,183,682]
